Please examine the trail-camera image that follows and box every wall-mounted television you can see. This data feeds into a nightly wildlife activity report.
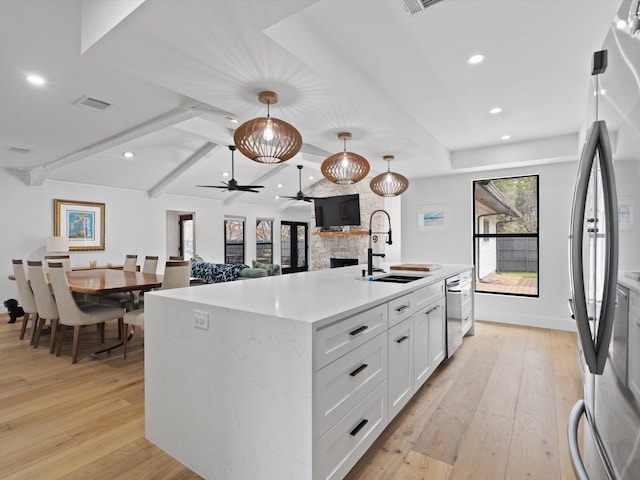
[314,194,361,229]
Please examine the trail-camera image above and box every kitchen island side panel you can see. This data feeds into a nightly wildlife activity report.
[144,294,314,480]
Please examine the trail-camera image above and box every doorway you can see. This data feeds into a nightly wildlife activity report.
[166,210,195,260]
[281,221,308,274]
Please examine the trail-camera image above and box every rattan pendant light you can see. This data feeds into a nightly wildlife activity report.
[233,91,303,164]
[321,132,370,185]
[370,155,409,197]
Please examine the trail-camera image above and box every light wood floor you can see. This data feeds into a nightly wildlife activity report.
[0,315,581,479]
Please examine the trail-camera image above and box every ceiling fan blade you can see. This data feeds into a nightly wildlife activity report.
[237,187,261,193]
[280,195,298,200]
[197,185,229,189]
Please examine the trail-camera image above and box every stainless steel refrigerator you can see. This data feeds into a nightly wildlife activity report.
[568,1,640,478]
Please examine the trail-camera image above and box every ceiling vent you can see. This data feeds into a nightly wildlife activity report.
[402,0,444,15]
[72,95,112,112]
[6,146,30,154]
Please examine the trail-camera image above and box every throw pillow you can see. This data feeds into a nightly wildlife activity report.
[251,261,281,276]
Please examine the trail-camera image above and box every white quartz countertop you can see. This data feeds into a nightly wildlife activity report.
[618,271,640,294]
[149,263,472,328]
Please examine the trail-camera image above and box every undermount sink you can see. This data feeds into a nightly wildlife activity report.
[371,274,428,284]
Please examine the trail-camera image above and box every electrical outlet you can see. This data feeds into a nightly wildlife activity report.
[194,310,209,330]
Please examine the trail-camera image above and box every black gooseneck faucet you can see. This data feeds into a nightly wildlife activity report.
[368,209,392,276]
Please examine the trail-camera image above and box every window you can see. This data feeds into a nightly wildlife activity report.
[224,218,245,264]
[256,219,273,264]
[473,175,539,297]
[281,221,308,274]
[179,214,194,260]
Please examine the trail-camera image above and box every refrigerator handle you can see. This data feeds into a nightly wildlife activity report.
[595,120,618,374]
[568,400,589,480]
[569,121,599,372]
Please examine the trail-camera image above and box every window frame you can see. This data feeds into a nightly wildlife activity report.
[224,217,245,265]
[473,174,539,298]
[256,218,273,264]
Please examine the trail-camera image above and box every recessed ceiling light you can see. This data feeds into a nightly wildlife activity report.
[26,74,45,86]
[274,195,280,199]
[489,107,502,114]
[122,151,135,159]
[501,135,511,140]
[277,183,284,188]
[616,19,627,30]
[467,54,486,65]
[222,171,230,177]
[308,175,314,180]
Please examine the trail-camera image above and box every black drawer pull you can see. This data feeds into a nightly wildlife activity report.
[396,335,409,344]
[349,325,368,336]
[349,364,368,377]
[425,304,441,315]
[395,304,409,313]
[350,419,369,436]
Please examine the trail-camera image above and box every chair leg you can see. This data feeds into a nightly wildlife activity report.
[56,324,66,357]
[98,322,105,344]
[118,318,123,340]
[71,325,81,364]
[49,318,58,354]
[29,313,39,345]
[33,317,46,348]
[19,312,30,340]
[123,322,129,359]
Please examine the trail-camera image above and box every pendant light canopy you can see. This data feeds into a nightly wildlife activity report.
[369,155,409,197]
[321,132,370,185]
[233,91,303,164]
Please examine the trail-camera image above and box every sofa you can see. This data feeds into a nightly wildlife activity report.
[190,257,281,284]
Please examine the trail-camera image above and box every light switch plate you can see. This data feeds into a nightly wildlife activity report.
[194,310,209,330]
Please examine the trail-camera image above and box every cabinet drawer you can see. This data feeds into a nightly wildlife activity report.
[315,304,388,370]
[315,333,387,438]
[388,293,414,328]
[388,318,413,420]
[315,381,387,480]
[413,282,445,312]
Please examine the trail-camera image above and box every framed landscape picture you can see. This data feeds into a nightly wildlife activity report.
[54,199,105,251]
[417,204,448,231]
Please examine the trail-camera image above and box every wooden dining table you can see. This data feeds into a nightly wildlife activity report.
[64,268,163,295]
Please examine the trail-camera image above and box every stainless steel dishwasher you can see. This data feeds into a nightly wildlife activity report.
[445,274,465,358]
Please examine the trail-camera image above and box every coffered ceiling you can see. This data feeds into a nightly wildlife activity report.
[0,0,622,208]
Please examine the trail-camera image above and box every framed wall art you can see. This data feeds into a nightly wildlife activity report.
[54,199,105,251]
[417,204,448,231]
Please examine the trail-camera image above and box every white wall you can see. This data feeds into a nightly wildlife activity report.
[401,161,579,331]
[0,169,309,302]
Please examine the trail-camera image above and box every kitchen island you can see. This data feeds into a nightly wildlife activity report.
[144,263,473,480]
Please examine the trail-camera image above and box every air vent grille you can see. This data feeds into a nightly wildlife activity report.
[6,146,30,154]
[402,0,444,15]
[72,95,112,112]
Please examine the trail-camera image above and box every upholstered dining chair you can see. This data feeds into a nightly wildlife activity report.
[11,259,39,342]
[100,254,141,311]
[123,254,138,272]
[169,256,183,261]
[48,262,125,364]
[44,255,71,272]
[142,255,159,274]
[122,260,191,359]
[27,260,62,352]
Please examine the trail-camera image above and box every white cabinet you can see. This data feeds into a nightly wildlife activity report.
[387,293,446,421]
[629,291,640,402]
[388,317,413,419]
[414,298,445,392]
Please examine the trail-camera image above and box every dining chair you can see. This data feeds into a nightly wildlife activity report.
[123,260,191,359]
[27,260,62,352]
[169,256,183,261]
[11,259,39,342]
[123,254,138,272]
[142,255,159,274]
[48,262,125,364]
[45,255,71,272]
[100,254,141,311]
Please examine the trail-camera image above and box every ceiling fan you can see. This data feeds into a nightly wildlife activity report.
[197,145,264,193]
[280,165,321,202]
